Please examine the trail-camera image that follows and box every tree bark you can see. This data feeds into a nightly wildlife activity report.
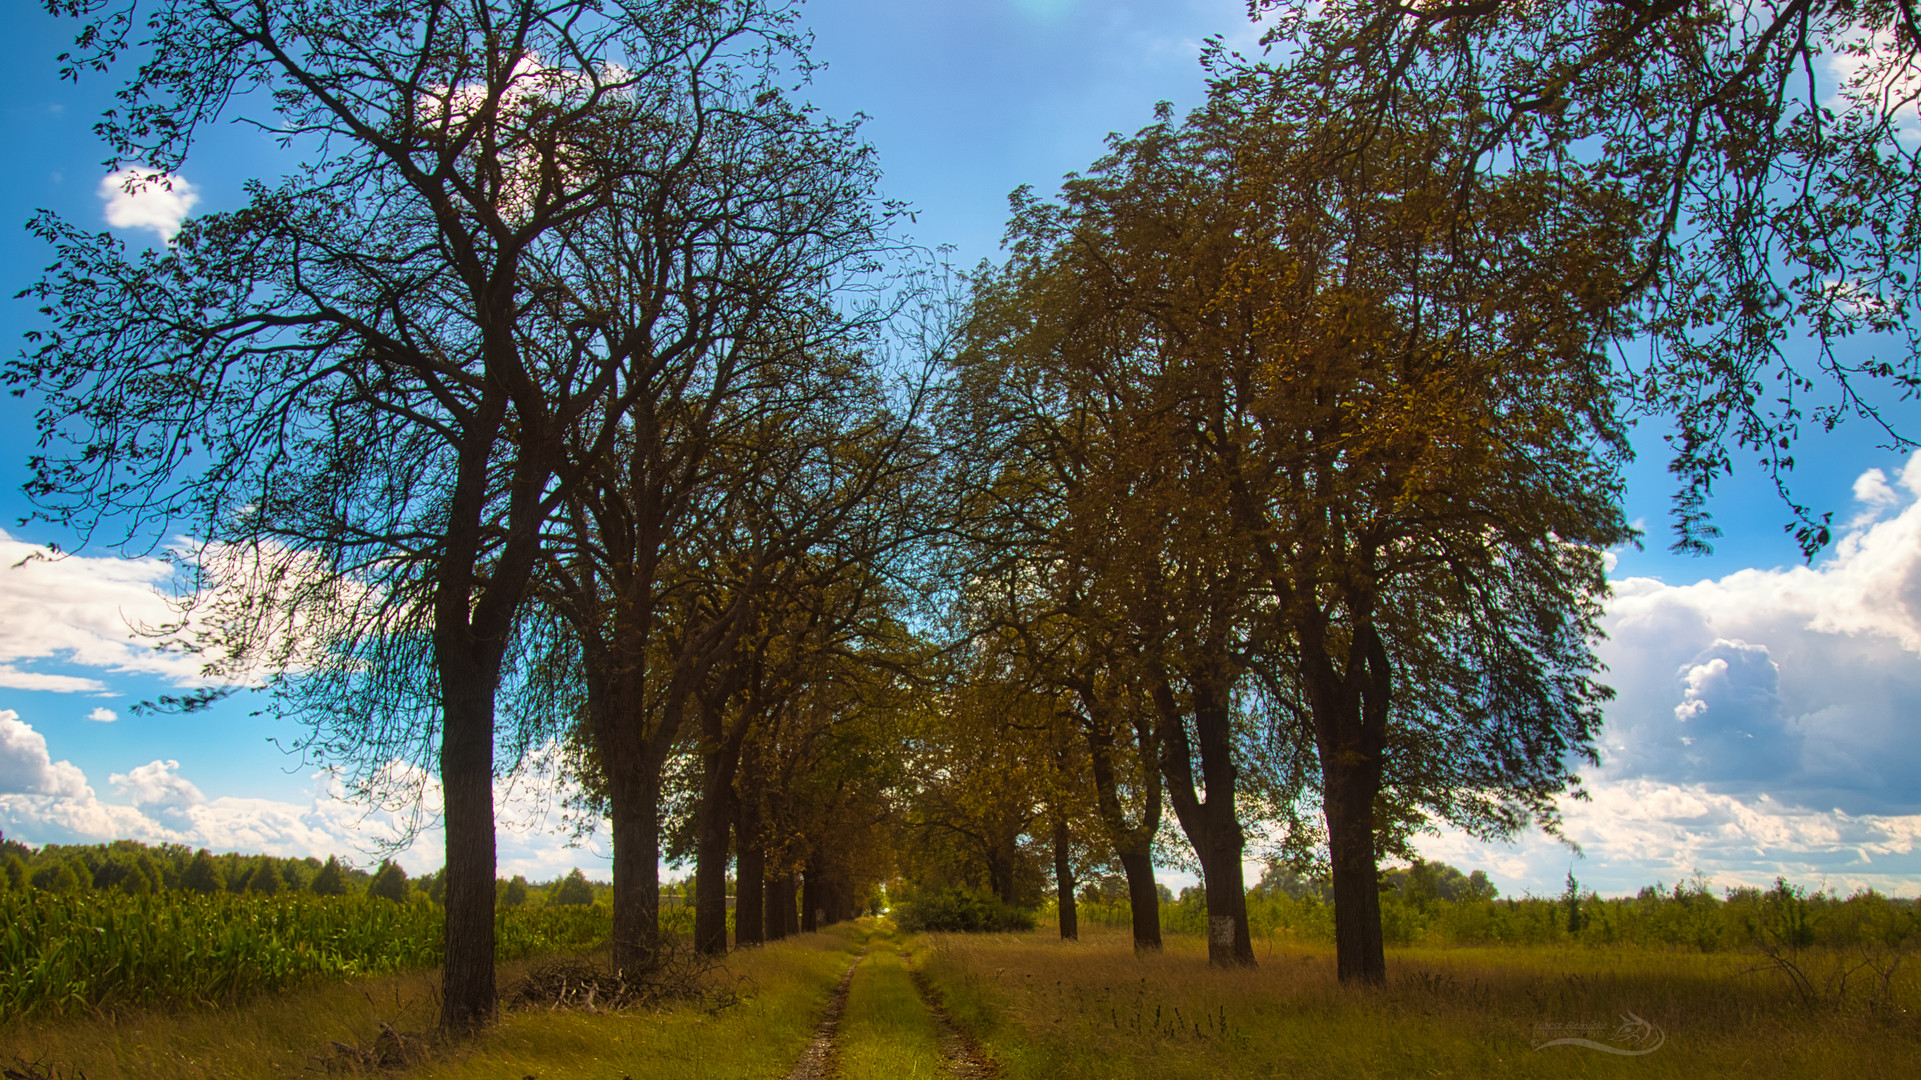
[1325,764,1386,984]
[801,864,820,932]
[433,431,548,1031]
[762,867,788,941]
[774,872,799,936]
[1081,698,1163,954]
[437,650,498,1031]
[694,692,742,955]
[1153,665,1256,968]
[1306,610,1391,985]
[1053,816,1078,941]
[1116,846,1163,953]
[734,824,765,947]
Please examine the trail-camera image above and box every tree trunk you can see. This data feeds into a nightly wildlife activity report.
[762,867,788,941]
[693,810,731,954]
[990,846,1016,904]
[1200,846,1255,967]
[1306,612,1391,985]
[437,651,498,1031]
[693,695,738,956]
[1153,667,1256,967]
[1081,698,1163,955]
[1324,759,1386,984]
[801,864,820,933]
[1053,817,1078,941]
[608,743,664,969]
[1329,764,1390,983]
[776,872,799,936]
[734,830,765,947]
[1116,845,1162,953]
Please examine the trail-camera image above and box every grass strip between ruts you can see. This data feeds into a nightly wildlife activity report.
[833,923,949,1080]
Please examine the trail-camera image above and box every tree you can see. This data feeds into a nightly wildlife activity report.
[32,861,82,895]
[368,860,409,904]
[502,875,530,907]
[1248,0,1921,552]
[551,868,595,906]
[22,0,853,1031]
[310,856,349,896]
[972,79,1636,982]
[510,65,901,968]
[247,857,283,895]
[182,850,225,895]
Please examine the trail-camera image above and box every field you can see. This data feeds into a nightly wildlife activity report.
[5,912,1917,1079]
[919,927,1919,1079]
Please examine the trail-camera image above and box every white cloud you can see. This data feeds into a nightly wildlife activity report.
[110,758,204,809]
[0,710,91,798]
[97,166,198,243]
[0,666,108,693]
[1418,778,1921,899]
[87,707,117,723]
[1411,459,1921,896]
[1825,27,1921,144]
[1594,461,1921,815]
[0,530,205,692]
[1853,466,1898,507]
[0,710,604,879]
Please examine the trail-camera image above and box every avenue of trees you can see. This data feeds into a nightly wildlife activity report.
[10,0,1914,1026]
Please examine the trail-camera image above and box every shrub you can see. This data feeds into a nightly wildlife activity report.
[894,888,1036,933]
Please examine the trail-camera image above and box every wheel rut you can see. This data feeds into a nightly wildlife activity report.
[902,952,1002,1079]
[785,951,865,1080]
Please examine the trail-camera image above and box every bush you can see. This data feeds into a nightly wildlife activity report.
[894,888,1036,933]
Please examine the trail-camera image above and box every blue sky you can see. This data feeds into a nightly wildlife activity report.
[0,0,1916,898]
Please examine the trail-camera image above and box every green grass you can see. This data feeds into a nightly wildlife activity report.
[915,926,1921,1080]
[836,923,947,1080]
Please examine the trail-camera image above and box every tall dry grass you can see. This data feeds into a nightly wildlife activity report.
[918,925,1920,1079]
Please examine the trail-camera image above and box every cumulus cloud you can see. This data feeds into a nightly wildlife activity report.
[87,707,117,723]
[110,758,205,809]
[1412,458,1921,896]
[1417,778,1921,898]
[0,530,205,691]
[0,710,91,798]
[97,166,198,243]
[1596,457,1921,815]
[0,708,603,878]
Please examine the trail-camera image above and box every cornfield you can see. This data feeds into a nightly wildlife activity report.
[0,890,610,1017]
